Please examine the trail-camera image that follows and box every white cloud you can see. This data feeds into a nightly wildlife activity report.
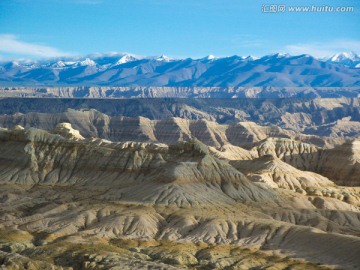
[285,40,360,58]
[0,34,71,58]
[231,34,267,48]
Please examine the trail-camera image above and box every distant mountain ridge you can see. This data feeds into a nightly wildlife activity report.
[322,51,360,68]
[1,52,360,87]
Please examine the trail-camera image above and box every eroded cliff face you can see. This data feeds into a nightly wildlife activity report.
[0,97,359,149]
[1,121,360,188]
[318,141,360,186]
[0,126,275,204]
[231,155,334,191]
[253,137,323,171]
[0,110,351,150]
[0,109,303,146]
[1,86,360,98]
[0,125,360,269]
[248,137,360,186]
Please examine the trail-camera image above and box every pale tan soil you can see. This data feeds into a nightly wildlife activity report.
[0,125,359,269]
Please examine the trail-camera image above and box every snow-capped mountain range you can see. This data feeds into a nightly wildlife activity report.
[0,52,359,87]
[322,52,360,68]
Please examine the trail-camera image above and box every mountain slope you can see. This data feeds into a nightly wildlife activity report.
[1,53,360,86]
[0,126,275,205]
[253,137,360,186]
[231,154,334,190]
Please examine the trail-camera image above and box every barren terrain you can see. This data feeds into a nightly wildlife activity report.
[0,118,359,269]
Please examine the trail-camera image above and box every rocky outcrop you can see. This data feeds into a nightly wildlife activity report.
[52,122,84,140]
[225,121,293,147]
[231,155,334,191]
[253,137,322,171]
[252,137,360,186]
[318,140,360,185]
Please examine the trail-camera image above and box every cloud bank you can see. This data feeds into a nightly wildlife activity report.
[285,40,360,58]
[0,34,71,58]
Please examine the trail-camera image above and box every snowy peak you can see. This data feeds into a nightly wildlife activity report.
[258,53,291,62]
[325,51,360,67]
[1,52,360,86]
[203,54,217,61]
[156,54,172,62]
[114,54,139,65]
[52,61,66,68]
[244,55,259,61]
[329,51,360,62]
[79,58,96,67]
[271,53,291,59]
[8,61,20,68]
[199,55,218,61]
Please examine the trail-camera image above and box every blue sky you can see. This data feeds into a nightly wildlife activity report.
[0,0,359,59]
